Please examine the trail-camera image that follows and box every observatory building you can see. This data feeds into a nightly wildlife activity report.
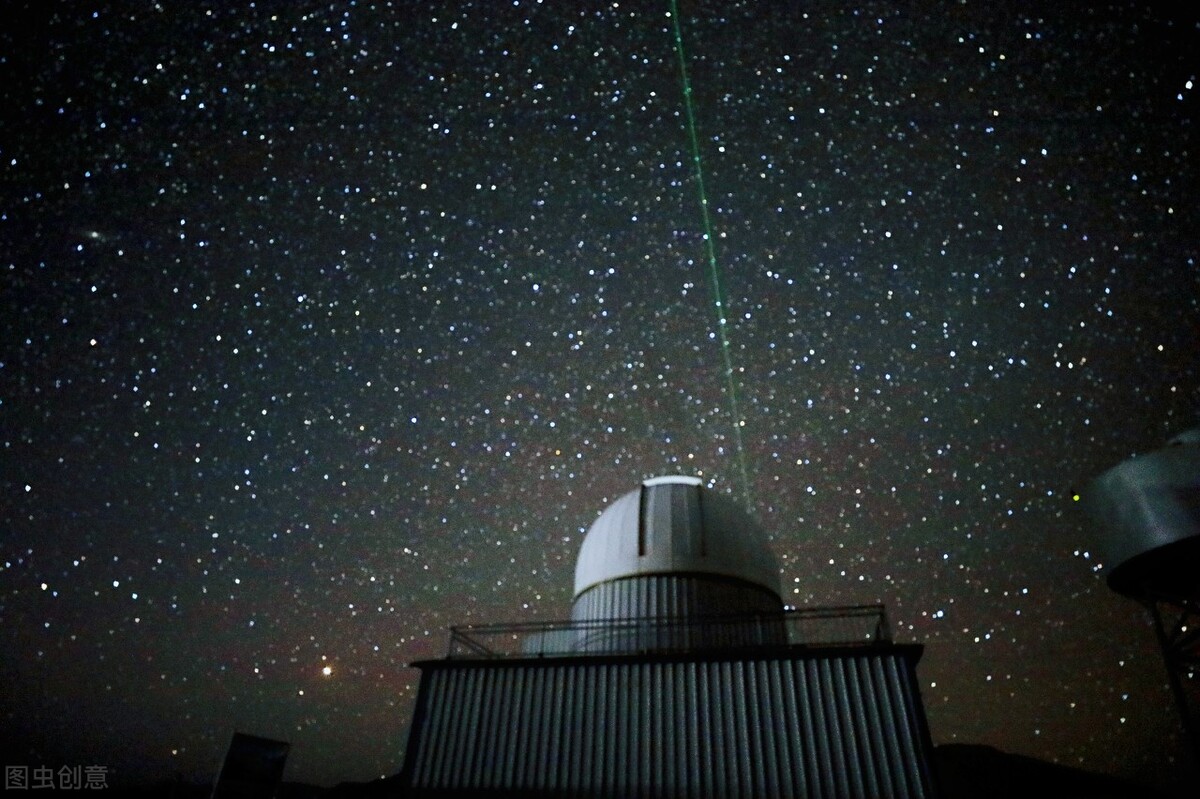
[397,476,940,797]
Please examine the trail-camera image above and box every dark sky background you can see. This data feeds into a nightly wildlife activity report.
[2,0,1198,791]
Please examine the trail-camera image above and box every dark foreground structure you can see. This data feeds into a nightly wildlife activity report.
[1084,427,1200,763]
[211,732,290,799]
[396,476,940,798]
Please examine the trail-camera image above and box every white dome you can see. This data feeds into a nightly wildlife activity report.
[573,476,781,598]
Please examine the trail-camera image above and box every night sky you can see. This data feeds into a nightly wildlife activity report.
[2,0,1198,791]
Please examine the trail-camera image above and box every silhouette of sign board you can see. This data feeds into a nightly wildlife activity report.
[211,732,290,799]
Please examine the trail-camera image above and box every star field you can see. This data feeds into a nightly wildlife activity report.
[2,0,1198,791]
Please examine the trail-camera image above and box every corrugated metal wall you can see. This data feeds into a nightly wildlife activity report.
[400,647,939,798]
[572,574,783,622]
[571,574,786,652]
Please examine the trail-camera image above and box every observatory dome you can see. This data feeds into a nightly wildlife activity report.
[573,476,781,598]
[1084,426,1200,598]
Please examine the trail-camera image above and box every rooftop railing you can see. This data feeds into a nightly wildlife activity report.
[445,604,891,659]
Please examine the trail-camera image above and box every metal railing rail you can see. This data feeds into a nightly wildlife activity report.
[445,604,891,659]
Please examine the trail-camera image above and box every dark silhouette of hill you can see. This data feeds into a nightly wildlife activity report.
[935,743,1173,799]
[316,746,1177,798]
[88,745,1180,798]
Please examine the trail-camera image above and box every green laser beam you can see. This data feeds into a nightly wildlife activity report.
[669,0,752,507]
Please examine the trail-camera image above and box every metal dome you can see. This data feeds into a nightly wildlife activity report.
[1082,426,1200,598]
[573,476,781,598]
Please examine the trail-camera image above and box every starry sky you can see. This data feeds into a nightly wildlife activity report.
[2,0,1198,791]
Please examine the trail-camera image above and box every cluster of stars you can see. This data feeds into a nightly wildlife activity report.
[0,0,1196,792]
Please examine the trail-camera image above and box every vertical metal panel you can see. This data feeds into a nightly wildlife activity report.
[550,664,567,790]
[499,667,518,782]
[560,664,578,794]
[707,660,726,794]
[509,667,526,788]
[755,659,784,798]
[763,659,783,795]
[444,667,467,787]
[893,651,939,797]
[857,656,892,797]
[565,665,581,793]
[822,657,848,796]
[849,657,882,797]
[401,646,939,798]
[872,656,900,796]
[504,666,522,788]
[733,660,754,797]
[655,664,670,794]
[686,660,704,797]
[759,660,780,796]
[423,667,453,787]
[704,658,721,797]
[735,660,755,798]
[781,657,813,798]
[886,654,922,796]
[831,658,862,796]
[467,666,489,785]
[446,666,471,785]
[478,667,497,781]
[591,665,606,796]
[494,668,512,788]
[869,655,906,798]
[482,665,502,786]
[636,662,650,796]
[528,668,548,791]
[802,659,834,799]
